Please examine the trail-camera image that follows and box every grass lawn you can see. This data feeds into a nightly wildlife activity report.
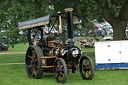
[8,43,29,52]
[3,40,95,53]
[2,36,103,52]
[0,53,128,85]
[0,37,128,85]
[0,43,29,53]
[74,41,95,51]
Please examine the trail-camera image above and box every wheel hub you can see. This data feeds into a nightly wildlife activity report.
[56,68,62,73]
[87,65,90,71]
[31,59,36,67]
[83,66,87,71]
[83,65,90,71]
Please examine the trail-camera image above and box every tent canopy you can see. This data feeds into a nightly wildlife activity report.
[19,12,82,29]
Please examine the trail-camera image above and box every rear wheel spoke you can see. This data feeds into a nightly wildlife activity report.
[28,54,32,59]
[35,69,37,73]
[59,75,61,80]
[32,50,36,58]
[36,66,38,69]
[28,65,32,68]
[31,67,35,75]
[33,53,36,58]
[35,59,38,62]
[60,72,64,77]
[59,65,63,69]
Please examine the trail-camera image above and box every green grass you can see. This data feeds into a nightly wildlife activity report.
[0,54,128,85]
[4,39,95,53]
[2,36,98,52]
[75,36,103,41]
[0,37,128,85]
[74,41,95,51]
[0,54,25,64]
[7,41,94,53]
[2,43,29,52]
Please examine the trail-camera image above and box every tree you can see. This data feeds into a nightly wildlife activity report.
[96,0,128,40]
[0,0,51,43]
[1,0,128,41]
[50,0,128,40]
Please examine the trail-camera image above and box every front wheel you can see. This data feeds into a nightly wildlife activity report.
[53,58,67,83]
[79,56,94,80]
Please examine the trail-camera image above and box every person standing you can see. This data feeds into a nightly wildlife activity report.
[34,36,37,45]
[101,30,105,38]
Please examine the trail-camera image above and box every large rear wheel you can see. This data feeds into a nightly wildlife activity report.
[53,58,67,83]
[79,56,94,80]
[25,45,44,79]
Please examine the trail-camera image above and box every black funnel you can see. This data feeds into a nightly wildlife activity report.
[65,8,74,39]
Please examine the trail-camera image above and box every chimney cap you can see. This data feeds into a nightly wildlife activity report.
[64,8,73,12]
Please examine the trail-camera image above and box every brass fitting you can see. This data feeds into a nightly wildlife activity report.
[64,8,73,12]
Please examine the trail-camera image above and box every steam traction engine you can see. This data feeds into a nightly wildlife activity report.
[19,8,94,83]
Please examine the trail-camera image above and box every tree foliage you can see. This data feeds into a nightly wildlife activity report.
[0,0,51,42]
[50,0,128,40]
[0,0,128,42]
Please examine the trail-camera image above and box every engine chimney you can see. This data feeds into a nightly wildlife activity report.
[65,8,74,39]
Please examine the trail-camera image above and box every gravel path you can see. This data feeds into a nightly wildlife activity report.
[0,63,25,65]
[0,52,26,54]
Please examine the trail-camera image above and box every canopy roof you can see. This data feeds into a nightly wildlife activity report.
[19,12,82,29]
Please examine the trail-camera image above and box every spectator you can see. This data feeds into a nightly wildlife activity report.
[36,34,39,39]
[101,30,105,38]
[34,36,37,45]
[32,32,36,41]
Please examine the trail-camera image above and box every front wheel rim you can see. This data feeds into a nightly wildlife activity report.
[79,56,94,80]
[54,58,67,83]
